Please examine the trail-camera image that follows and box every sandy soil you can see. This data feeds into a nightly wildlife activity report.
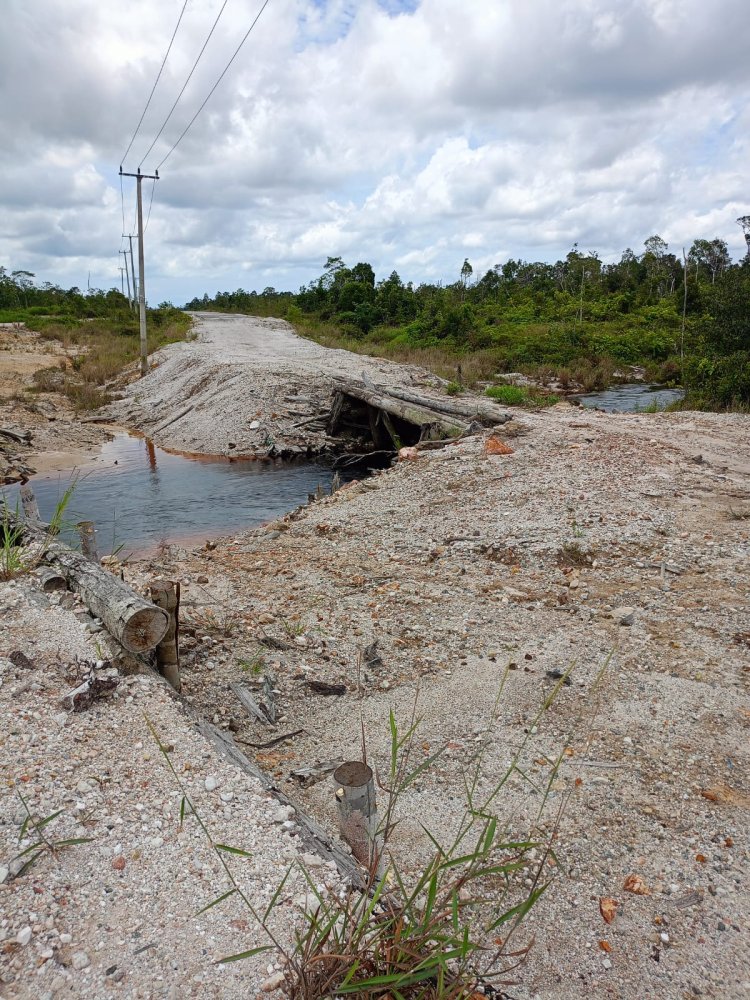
[2,315,749,999]
[0,324,112,483]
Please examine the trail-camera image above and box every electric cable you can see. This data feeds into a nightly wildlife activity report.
[155,0,272,171]
[121,0,190,167]
[138,0,231,169]
[143,179,157,234]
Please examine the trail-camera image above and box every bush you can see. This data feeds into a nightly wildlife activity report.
[683,351,750,410]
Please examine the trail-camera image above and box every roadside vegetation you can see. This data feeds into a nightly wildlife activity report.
[185,235,750,411]
[0,267,191,410]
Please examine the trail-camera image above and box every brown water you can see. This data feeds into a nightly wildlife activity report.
[3,433,343,555]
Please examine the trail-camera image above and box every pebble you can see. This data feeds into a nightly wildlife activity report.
[610,606,635,626]
[0,865,9,884]
[71,951,90,970]
[261,971,286,992]
[602,958,612,970]
[204,775,220,792]
[16,926,33,946]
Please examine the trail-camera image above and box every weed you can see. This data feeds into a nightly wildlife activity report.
[238,652,266,676]
[486,385,560,408]
[11,792,93,878]
[279,616,307,639]
[0,483,75,580]
[185,604,243,639]
[444,380,461,396]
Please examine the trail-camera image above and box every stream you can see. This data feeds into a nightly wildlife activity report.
[575,383,684,412]
[3,433,344,555]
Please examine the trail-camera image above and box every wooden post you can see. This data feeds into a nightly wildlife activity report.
[20,484,42,524]
[149,580,181,692]
[77,521,99,563]
[333,761,381,868]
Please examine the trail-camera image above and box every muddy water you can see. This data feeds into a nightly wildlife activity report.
[4,433,341,555]
[576,383,684,412]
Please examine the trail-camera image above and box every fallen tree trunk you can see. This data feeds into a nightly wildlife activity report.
[330,378,467,437]
[7,506,169,655]
[377,385,511,426]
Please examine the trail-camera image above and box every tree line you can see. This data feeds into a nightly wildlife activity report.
[185,235,750,409]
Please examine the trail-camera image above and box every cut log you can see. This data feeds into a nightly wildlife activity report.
[0,428,31,445]
[34,567,67,593]
[6,505,168,654]
[330,377,512,435]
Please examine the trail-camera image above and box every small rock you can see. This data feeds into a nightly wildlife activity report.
[0,865,9,884]
[204,776,220,792]
[16,926,33,946]
[71,951,90,970]
[261,971,286,992]
[610,606,635,626]
[271,805,295,824]
[602,958,612,970]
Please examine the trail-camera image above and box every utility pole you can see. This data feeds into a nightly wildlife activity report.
[124,234,137,312]
[118,266,126,296]
[119,250,132,307]
[120,166,159,375]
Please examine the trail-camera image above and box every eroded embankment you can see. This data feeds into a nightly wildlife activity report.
[99,312,505,461]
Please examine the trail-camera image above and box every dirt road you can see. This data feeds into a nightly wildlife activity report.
[103,312,445,458]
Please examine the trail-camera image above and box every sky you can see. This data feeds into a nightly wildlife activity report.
[1,0,749,305]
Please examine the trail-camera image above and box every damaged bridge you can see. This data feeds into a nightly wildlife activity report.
[327,376,512,452]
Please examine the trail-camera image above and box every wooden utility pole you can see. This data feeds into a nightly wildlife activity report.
[120,167,159,375]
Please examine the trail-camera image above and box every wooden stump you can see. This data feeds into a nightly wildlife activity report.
[149,580,181,691]
[20,484,42,524]
[77,521,99,563]
[333,761,381,867]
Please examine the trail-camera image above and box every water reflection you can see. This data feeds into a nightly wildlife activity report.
[3,433,342,555]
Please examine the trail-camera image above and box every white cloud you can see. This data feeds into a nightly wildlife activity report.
[1,0,748,304]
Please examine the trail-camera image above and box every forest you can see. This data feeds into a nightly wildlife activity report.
[186,235,750,410]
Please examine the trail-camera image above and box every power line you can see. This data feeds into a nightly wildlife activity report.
[156,0,272,171]
[143,179,157,234]
[121,0,190,166]
[138,0,231,169]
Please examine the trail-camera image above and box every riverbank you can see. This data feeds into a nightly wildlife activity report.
[2,318,749,999]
